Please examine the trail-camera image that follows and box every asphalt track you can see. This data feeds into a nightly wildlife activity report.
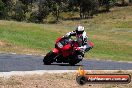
[0,53,132,72]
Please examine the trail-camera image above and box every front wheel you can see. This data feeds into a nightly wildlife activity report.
[43,51,56,65]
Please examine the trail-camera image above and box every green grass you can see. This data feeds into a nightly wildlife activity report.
[0,21,63,54]
[0,6,132,61]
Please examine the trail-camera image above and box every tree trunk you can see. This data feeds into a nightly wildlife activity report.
[56,9,59,22]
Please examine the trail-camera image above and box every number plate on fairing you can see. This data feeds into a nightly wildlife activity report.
[57,42,63,48]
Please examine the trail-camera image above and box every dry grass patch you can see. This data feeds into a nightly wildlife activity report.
[0,40,44,55]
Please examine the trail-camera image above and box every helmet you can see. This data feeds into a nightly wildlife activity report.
[76,26,84,34]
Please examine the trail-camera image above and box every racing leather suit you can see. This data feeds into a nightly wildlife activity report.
[65,30,90,53]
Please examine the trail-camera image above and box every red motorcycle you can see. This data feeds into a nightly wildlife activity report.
[43,36,94,65]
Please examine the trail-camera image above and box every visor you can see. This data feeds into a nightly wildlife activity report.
[76,30,84,34]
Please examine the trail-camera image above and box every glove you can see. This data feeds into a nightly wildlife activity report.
[79,46,86,55]
[74,47,80,51]
[74,47,85,53]
[64,32,71,38]
[62,36,69,39]
[78,46,85,51]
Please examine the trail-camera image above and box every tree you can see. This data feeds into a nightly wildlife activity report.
[98,0,117,12]
[37,0,68,22]
[103,0,110,11]
[29,0,50,23]
[67,0,78,11]
[70,0,98,18]
[19,0,34,5]
[1,0,14,19]
[19,0,33,14]
[0,0,5,19]
[48,0,68,22]
[13,0,26,21]
[68,0,99,18]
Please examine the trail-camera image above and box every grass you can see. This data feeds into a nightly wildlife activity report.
[0,6,132,61]
[0,21,62,54]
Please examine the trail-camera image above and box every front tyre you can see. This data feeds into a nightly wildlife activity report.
[43,51,56,65]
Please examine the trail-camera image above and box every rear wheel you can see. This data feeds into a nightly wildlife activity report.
[43,51,56,65]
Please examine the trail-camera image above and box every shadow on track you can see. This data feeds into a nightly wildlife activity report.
[44,63,83,67]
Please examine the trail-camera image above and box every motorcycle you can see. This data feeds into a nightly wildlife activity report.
[43,36,94,65]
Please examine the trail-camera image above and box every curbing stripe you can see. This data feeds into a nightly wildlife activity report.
[0,70,77,78]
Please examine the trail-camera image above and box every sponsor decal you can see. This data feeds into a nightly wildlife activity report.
[76,67,131,85]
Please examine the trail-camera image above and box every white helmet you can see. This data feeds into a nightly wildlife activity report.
[76,26,84,34]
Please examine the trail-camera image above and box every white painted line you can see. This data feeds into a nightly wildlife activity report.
[91,58,132,63]
[11,53,17,55]
[41,55,45,56]
[0,70,77,78]
[0,70,132,78]
[26,54,33,56]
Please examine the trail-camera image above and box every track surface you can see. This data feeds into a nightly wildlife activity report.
[0,53,132,72]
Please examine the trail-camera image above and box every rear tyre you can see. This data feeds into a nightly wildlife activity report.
[43,51,56,65]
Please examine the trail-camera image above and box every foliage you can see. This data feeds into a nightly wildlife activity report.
[0,0,128,23]
[12,1,26,21]
[0,0,5,19]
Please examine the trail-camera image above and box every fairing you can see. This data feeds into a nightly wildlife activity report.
[52,48,59,54]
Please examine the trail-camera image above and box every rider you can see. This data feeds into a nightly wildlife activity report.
[65,25,91,53]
